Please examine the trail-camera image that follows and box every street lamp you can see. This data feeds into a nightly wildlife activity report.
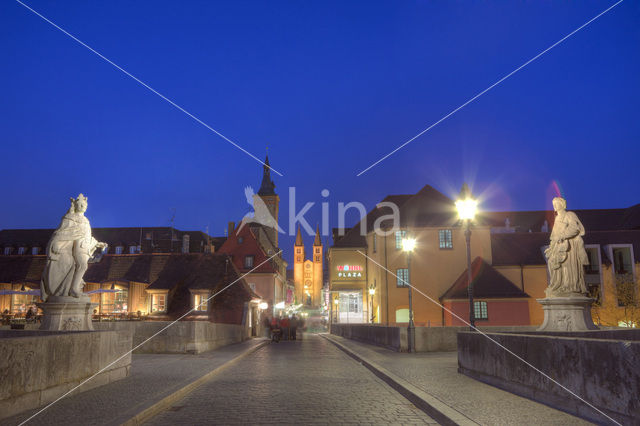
[368,284,376,323]
[455,183,478,331]
[333,298,339,323]
[401,236,416,352]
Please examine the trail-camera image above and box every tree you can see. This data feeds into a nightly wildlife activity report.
[592,273,639,328]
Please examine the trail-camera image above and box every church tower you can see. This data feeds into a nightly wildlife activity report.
[312,224,323,307]
[293,226,305,304]
[254,155,280,248]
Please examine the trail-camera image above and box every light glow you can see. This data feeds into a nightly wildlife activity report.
[456,198,478,220]
[275,301,285,309]
[401,237,416,252]
[258,302,268,310]
[368,288,375,296]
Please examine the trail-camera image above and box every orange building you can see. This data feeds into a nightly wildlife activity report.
[329,184,640,327]
[293,225,323,308]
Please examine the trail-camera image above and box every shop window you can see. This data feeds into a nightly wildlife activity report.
[439,230,453,249]
[244,255,254,269]
[151,294,167,313]
[395,231,406,249]
[194,293,208,311]
[474,301,488,320]
[114,289,128,313]
[396,268,409,287]
[395,308,409,323]
[12,292,37,314]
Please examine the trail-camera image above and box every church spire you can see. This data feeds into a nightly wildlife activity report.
[295,225,304,246]
[314,224,321,246]
[258,154,276,196]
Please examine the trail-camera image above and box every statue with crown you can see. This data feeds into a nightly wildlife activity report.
[38,193,107,331]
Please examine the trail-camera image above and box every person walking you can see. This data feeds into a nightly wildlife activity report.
[280,316,290,341]
[290,315,298,340]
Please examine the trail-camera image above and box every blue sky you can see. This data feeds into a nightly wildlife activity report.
[1,0,639,260]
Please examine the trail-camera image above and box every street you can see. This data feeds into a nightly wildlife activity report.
[148,334,437,425]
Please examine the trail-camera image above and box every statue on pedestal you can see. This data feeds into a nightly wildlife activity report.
[40,194,107,301]
[38,194,105,331]
[544,197,589,298]
[538,197,598,331]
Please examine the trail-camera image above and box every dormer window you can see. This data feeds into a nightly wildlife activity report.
[31,247,39,255]
[244,255,254,269]
[115,246,124,254]
[18,247,26,255]
[129,246,137,254]
[4,247,12,255]
[238,237,244,244]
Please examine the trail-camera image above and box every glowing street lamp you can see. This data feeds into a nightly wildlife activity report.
[456,183,478,331]
[401,235,416,352]
[368,284,376,323]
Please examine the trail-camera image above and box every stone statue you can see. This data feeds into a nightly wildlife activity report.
[40,194,107,301]
[544,197,589,297]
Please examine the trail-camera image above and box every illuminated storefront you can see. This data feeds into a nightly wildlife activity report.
[329,248,368,323]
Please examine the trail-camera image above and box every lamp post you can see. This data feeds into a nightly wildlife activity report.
[401,236,416,352]
[333,297,339,324]
[368,284,376,323]
[455,183,478,331]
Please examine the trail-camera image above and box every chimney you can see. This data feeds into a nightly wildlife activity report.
[228,222,235,238]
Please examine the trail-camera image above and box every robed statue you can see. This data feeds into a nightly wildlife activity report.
[40,194,107,301]
[544,197,589,297]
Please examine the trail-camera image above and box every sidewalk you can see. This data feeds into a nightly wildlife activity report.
[322,333,592,426]
[5,338,268,426]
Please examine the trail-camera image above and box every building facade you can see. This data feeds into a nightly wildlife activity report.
[293,225,323,308]
[329,184,640,327]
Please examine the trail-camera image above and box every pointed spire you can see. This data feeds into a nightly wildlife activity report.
[314,224,321,246]
[295,225,304,246]
[258,153,276,196]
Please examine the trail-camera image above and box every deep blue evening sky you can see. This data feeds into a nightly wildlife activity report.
[1,0,639,261]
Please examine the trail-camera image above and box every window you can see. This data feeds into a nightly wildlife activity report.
[296,256,301,262]
[584,246,602,304]
[395,308,409,323]
[115,246,123,254]
[114,289,128,313]
[244,255,254,269]
[613,247,633,275]
[194,293,208,311]
[315,256,320,262]
[129,246,138,254]
[296,248,301,254]
[3,247,12,255]
[248,283,256,292]
[315,248,320,254]
[474,301,488,320]
[395,231,407,249]
[18,247,26,255]
[237,237,244,244]
[151,294,167,313]
[373,234,377,253]
[396,268,409,287]
[305,293,312,306]
[439,230,453,249]
[31,247,39,255]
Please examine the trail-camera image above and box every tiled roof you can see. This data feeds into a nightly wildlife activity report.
[0,256,47,283]
[0,227,225,254]
[491,230,640,266]
[441,257,529,300]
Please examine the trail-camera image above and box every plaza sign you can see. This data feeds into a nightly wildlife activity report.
[330,251,366,282]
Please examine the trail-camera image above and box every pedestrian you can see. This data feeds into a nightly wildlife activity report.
[270,316,281,342]
[280,316,290,341]
[25,307,34,323]
[290,315,298,340]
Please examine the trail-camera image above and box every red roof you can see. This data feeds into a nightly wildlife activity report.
[218,224,278,274]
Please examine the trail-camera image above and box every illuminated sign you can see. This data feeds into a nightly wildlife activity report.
[330,252,366,282]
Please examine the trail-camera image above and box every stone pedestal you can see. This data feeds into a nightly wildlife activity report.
[37,296,97,331]
[537,297,599,332]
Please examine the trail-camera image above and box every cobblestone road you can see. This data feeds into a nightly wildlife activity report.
[149,334,437,425]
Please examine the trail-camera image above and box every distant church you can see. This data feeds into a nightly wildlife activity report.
[293,225,323,308]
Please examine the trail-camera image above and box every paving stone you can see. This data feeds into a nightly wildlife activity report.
[148,334,437,425]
